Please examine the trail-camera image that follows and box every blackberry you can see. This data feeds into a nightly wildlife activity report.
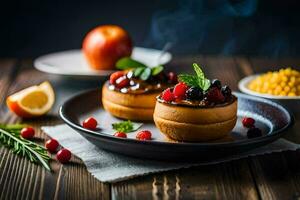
[247,127,262,139]
[205,87,225,103]
[211,79,222,89]
[221,85,232,97]
[186,87,203,100]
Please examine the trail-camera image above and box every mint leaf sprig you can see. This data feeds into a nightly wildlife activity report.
[112,120,143,133]
[0,124,51,171]
[116,57,164,81]
[178,63,211,91]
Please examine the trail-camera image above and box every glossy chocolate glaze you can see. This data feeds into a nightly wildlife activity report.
[157,95,237,108]
[107,78,170,94]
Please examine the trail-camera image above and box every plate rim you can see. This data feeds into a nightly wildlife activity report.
[34,47,172,76]
[59,89,294,148]
[238,74,300,100]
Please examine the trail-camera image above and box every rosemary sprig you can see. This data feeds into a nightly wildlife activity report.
[0,125,51,171]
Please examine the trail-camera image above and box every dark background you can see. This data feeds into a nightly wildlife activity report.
[1,0,300,58]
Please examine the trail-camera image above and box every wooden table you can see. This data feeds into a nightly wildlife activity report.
[0,56,300,200]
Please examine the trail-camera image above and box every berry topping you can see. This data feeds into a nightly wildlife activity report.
[115,76,130,88]
[45,139,60,153]
[136,130,152,140]
[82,117,98,130]
[247,127,262,138]
[173,82,188,99]
[155,72,168,82]
[126,70,134,79]
[186,87,203,100]
[21,127,35,139]
[162,88,175,102]
[167,72,178,84]
[110,71,124,84]
[221,85,232,97]
[205,87,225,103]
[242,117,255,128]
[56,149,72,163]
[211,79,222,89]
[114,132,127,138]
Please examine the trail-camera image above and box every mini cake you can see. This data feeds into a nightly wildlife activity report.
[102,60,177,121]
[153,63,237,142]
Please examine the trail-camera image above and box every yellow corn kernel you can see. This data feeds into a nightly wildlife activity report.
[279,76,285,82]
[247,67,299,96]
[280,91,287,96]
[288,92,296,97]
[284,86,290,92]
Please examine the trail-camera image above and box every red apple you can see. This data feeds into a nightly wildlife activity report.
[82,25,133,70]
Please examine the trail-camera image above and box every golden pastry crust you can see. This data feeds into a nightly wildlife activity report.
[153,97,238,142]
[154,98,237,124]
[102,98,154,121]
[102,83,160,121]
[102,82,160,108]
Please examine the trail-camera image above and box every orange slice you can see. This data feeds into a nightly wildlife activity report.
[6,81,55,118]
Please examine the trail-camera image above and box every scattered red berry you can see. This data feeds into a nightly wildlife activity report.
[167,72,178,83]
[161,88,175,102]
[56,148,72,163]
[136,130,152,140]
[115,76,130,88]
[20,127,35,139]
[110,71,124,84]
[82,117,98,130]
[242,117,255,128]
[173,82,188,99]
[206,87,225,103]
[114,132,127,138]
[45,139,60,153]
[247,127,262,138]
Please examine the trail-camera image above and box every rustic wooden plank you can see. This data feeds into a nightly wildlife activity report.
[248,153,300,200]
[111,56,260,200]
[0,59,18,115]
[283,150,300,198]
[245,57,300,200]
[0,60,110,200]
[112,159,258,200]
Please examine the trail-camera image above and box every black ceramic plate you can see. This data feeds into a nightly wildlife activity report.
[59,89,293,162]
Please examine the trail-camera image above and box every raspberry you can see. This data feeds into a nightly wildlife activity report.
[110,71,124,84]
[206,87,225,103]
[211,79,222,89]
[242,117,255,128]
[161,88,175,102]
[115,76,130,88]
[173,82,188,99]
[136,130,152,140]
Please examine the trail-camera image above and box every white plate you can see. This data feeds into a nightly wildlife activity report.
[34,47,172,78]
[238,75,300,100]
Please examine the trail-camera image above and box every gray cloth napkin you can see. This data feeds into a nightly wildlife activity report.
[42,124,300,183]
